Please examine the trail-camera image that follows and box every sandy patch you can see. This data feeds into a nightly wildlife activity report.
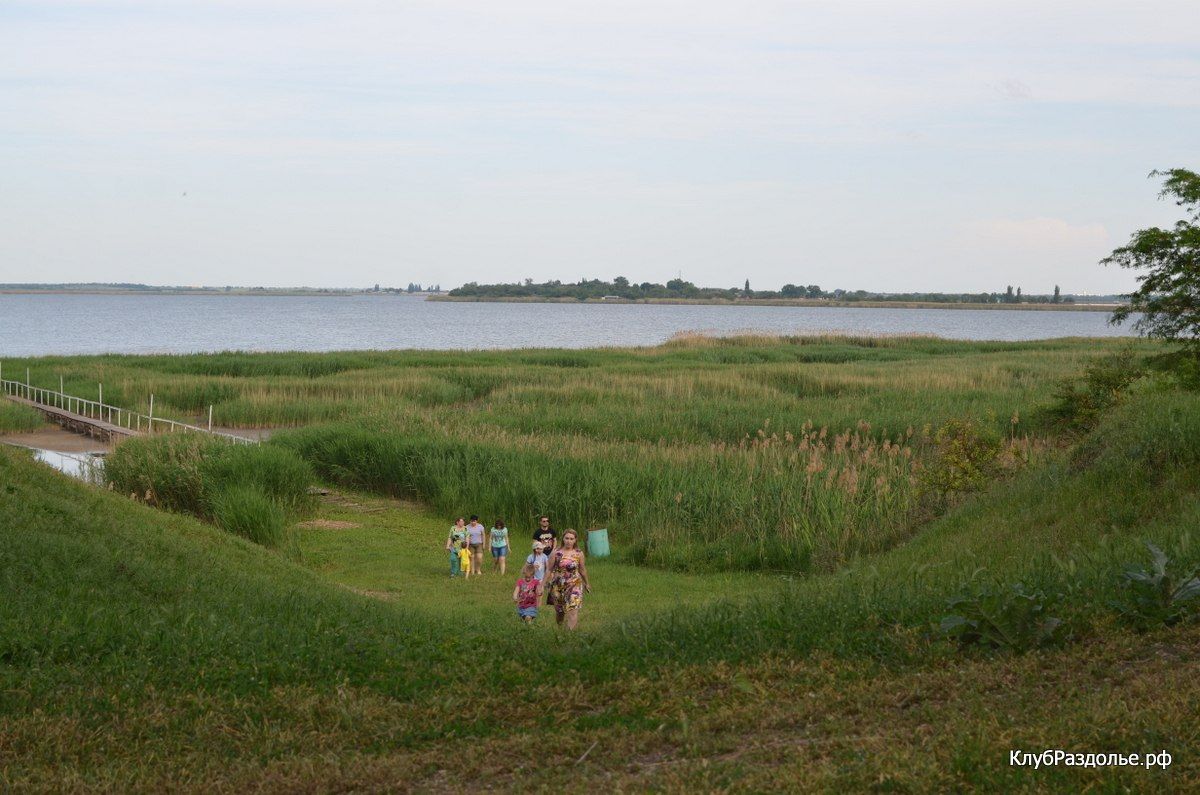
[295,519,361,530]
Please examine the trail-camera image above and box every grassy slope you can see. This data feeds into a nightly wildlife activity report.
[4,384,1200,790]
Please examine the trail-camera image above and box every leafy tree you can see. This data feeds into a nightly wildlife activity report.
[1107,168,1200,359]
[1053,285,1061,303]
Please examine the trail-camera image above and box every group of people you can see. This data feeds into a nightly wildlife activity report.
[445,514,591,630]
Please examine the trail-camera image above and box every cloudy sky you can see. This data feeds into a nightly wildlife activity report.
[2,1,1197,292]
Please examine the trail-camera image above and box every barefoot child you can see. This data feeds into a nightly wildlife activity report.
[512,562,542,624]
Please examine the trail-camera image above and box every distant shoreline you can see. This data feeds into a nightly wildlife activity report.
[0,289,436,297]
[0,288,1123,312]
[428,295,1121,312]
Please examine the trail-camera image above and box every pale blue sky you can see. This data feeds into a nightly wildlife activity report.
[2,1,1197,292]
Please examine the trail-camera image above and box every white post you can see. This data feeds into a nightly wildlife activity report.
[208,405,213,432]
[98,384,103,417]
[60,375,64,408]
[148,394,154,434]
[26,367,31,399]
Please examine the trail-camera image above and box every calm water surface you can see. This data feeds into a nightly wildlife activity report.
[0,294,1134,356]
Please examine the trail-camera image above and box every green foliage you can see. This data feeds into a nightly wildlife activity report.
[1072,390,1200,477]
[918,419,1003,508]
[1111,541,1200,631]
[939,582,1069,652]
[274,419,923,573]
[104,433,215,513]
[208,485,288,547]
[103,433,313,545]
[0,400,45,432]
[1106,168,1200,360]
[448,278,1072,304]
[200,443,315,517]
[11,337,1155,572]
[1047,348,1146,430]
[3,374,1200,787]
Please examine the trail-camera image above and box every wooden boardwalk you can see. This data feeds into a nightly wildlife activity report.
[2,376,255,445]
[5,394,139,444]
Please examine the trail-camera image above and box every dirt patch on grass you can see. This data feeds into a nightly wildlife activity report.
[295,519,361,530]
[0,427,112,453]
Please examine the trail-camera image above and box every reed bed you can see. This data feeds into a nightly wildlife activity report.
[0,400,46,433]
[6,336,1155,570]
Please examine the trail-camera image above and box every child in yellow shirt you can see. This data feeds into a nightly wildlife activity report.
[458,540,472,577]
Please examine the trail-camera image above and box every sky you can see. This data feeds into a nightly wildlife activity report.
[2,1,1198,293]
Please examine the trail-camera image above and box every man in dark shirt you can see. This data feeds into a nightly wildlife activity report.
[533,515,556,555]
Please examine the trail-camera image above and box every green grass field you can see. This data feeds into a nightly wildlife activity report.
[3,336,1199,790]
[0,336,1157,572]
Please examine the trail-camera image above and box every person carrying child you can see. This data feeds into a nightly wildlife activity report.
[512,562,543,624]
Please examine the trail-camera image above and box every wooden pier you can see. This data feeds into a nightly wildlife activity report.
[1,368,255,445]
[4,393,138,444]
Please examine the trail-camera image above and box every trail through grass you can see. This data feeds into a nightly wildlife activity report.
[295,492,773,629]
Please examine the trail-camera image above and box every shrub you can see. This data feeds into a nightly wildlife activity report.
[208,485,288,548]
[1047,349,1145,431]
[1111,542,1200,631]
[918,419,1002,509]
[939,582,1069,652]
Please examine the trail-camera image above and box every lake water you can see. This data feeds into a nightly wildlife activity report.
[19,446,106,483]
[0,293,1135,356]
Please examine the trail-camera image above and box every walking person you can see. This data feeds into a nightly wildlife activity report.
[458,540,472,578]
[445,517,468,578]
[512,562,543,624]
[532,515,556,556]
[489,518,510,575]
[466,515,486,578]
[546,529,590,631]
[527,540,549,582]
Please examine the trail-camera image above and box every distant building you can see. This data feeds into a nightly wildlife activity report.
[600,295,622,301]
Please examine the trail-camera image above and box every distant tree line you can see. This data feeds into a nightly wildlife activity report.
[449,278,1078,304]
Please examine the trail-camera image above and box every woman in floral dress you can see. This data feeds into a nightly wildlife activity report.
[547,529,591,630]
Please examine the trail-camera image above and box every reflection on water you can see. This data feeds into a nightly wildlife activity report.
[30,448,106,484]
